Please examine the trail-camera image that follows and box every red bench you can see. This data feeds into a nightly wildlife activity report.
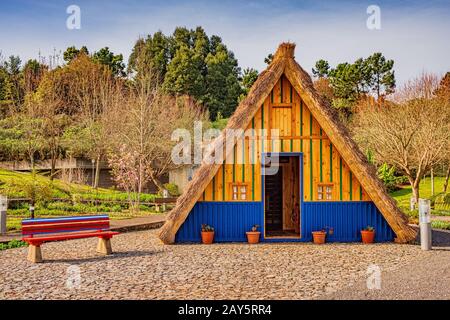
[22,215,119,263]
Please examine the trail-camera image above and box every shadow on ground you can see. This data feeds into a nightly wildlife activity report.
[412,225,450,248]
[43,250,162,264]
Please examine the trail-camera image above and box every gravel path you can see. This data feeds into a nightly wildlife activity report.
[0,230,446,300]
[322,229,450,300]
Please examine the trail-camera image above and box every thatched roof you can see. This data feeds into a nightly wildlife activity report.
[158,42,417,244]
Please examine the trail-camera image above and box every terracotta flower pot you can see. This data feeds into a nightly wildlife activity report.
[246,231,261,244]
[312,231,326,244]
[361,230,375,244]
[201,231,214,244]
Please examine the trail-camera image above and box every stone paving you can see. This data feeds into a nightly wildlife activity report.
[0,229,444,300]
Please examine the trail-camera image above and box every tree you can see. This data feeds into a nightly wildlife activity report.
[92,47,126,77]
[128,31,170,82]
[28,71,72,180]
[312,59,330,78]
[2,55,24,112]
[364,52,395,99]
[352,73,450,206]
[163,43,205,99]
[314,53,396,120]
[435,72,450,192]
[0,114,45,166]
[313,77,334,106]
[264,53,274,65]
[107,68,208,209]
[23,59,48,93]
[0,65,14,115]
[240,68,259,97]
[36,53,113,116]
[130,27,243,120]
[203,44,242,119]
[63,46,89,63]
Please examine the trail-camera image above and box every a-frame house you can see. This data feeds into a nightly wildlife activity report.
[159,43,417,244]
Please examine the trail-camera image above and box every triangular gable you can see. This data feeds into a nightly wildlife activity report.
[159,43,416,244]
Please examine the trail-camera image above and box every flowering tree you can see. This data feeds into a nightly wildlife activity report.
[108,146,142,211]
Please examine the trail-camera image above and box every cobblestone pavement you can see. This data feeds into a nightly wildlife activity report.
[0,229,444,300]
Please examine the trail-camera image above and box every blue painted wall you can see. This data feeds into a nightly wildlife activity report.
[301,201,394,242]
[176,202,263,242]
[175,201,394,243]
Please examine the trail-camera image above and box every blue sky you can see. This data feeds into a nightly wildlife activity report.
[1,0,449,84]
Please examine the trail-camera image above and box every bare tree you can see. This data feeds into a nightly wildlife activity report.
[106,66,208,209]
[352,73,450,206]
[29,71,71,180]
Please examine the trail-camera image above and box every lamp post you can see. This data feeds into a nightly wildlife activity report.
[419,198,432,251]
[91,158,95,188]
[0,195,7,235]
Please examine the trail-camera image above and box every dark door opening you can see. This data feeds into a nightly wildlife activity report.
[264,155,301,238]
[265,166,283,232]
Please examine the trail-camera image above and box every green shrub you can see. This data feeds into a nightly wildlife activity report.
[160,183,180,197]
[431,221,450,230]
[377,163,406,192]
[433,193,450,211]
[0,240,27,250]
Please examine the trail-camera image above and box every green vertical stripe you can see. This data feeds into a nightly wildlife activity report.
[349,172,353,201]
[242,137,245,182]
[300,100,303,152]
[290,84,293,102]
[212,176,215,200]
[233,145,236,182]
[222,164,225,200]
[280,139,284,152]
[329,144,333,182]
[290,84,293,151]
[252,118,255,201]
[309,113,313,201]
[339,157,343,200]
[359,185,363,200]
[280,78,283,103]
[261,104,264,152]
[319,128,323,182]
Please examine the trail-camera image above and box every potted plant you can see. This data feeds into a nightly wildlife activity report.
[312,229,327,244]
[246,225,261,244]
[201,224,215,244]
[361,226,375,244]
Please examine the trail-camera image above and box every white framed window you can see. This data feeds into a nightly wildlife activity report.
[318,183,333,201]
[231,183,248,201]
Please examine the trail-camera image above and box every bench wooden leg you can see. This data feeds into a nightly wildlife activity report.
[27,245,42,263]
[97,237,112,255]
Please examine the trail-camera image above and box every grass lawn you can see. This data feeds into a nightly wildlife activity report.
[0,169,159,201]
[390,176,447,210]
[0,169,170,232]
[390,176,450,228]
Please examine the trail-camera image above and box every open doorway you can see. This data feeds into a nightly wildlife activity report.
[264,154,301,238]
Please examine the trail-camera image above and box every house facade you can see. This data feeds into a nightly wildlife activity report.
[159,43,416,244]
